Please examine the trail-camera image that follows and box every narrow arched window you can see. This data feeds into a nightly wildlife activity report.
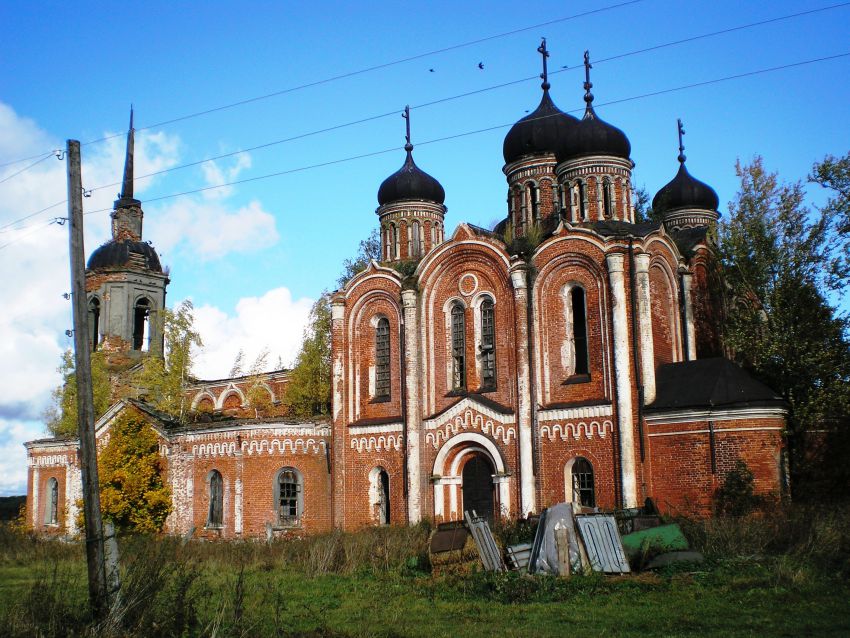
[394,224,401,259]
[480,298,496,389]
[406,223,413,258]
[44,477,58,526]
[375,318,390,399]
[207,470,223,528]
[275,468,302,526]
[370,467,390,525]
[571,457,595,507]
[431,223,437,247]
[384,226,391,260]
[528,183,540,225]
[133,297,151,351]
[388,223,397,260]
[602,178,613,219]
[571,287,589,376]
[451,303,466,391]
[577,181,587,221]
[88,297,100,352]
[412,221,423,258]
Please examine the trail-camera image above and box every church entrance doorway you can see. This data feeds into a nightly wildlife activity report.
[462,453,494,521]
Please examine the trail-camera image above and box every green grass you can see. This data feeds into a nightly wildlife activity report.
[1,510,849,637]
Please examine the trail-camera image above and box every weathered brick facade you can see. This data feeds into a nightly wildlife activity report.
[24,48,787,536]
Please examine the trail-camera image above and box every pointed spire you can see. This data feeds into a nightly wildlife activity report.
[119,106,135,201]
[677,118,687,164]
[538,38,550,91]
[583,50,594,108]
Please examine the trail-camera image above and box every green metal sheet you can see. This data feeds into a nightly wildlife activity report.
[620,523,689,558]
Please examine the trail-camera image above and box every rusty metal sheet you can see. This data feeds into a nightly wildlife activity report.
[575,514,630,574]
[430,526,469,553]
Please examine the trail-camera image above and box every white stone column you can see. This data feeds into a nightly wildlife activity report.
[634,253,656,404]
[31,466,39,527]
[330,297,347,527]
[681,271,697,361]
[510,258,536,516]
[401,289,423,523]
[66,464,82,535]
[606,253,638,508]
[234,440,243,535]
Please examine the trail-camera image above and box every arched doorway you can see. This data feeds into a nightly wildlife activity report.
[462,453,494,521]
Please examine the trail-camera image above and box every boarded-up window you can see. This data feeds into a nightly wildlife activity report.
[571,287,589,375]
[375,318,390,398]
[451,303,466,390]
[480,298,496,389]
[207,470,223,527]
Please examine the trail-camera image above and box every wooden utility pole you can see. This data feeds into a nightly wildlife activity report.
[66,139,109,620]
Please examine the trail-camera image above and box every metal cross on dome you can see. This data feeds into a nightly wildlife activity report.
[583,50,594,105]
[402,105,412,150]
[538,37,550,90]
[677,118,687,164]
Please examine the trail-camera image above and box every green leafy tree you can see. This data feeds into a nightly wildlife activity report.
[245,348,274,418]
[338,227,381,287]
[809,151,850,284]
[632,185,662,224]
[719,156,850,494]
[97,410,171,533]
[134,299,202,422]
[45,350,112,437]
[282,294,332,418]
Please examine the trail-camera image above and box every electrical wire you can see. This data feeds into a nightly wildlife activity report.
[0,199,66,233]
[4,1,847,182]
[78,50,850,219]
[3,48,849,241]
[0,152,58,185]
[0,217,63,250]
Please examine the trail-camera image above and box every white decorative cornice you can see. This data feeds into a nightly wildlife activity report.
[348,422,403,435]
[423,397,515,429]
[537,403,613,422]
[645,406,787,426]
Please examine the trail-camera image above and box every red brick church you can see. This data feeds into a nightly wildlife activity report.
[25,43,786,538]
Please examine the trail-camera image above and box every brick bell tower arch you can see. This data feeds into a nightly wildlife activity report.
[431,432,510,522]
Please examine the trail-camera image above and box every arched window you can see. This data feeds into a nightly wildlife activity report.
[415,221,424,257]
[375,318,390,399]
[570,287,590,376]
[528,182,540,225]
[480,298,496,389]
[577,181,588,221]
[570,457,595,507]
[384,225,392,260]
[602,178,613,219]
[388,223,397,260]
[222,392,242,410]
[207,470,223,528]
[451,303,466,391]
[88,297,100,352]
[44,477,58,526]
[393,224,401,260]
[274,468,303,526]
[133,297,151,351]
[370,467,390,525]
[431,222,437,247]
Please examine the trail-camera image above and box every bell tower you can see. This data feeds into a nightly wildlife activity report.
[85,109,169,366]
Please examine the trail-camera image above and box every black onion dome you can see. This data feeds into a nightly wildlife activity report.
[652,163,719,214]
[87,239,162,272]
[377,145,445,206]
[503,91,578,164]
[558,106,631,162]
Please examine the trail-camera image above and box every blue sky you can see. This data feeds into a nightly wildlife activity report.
[1,0,848,494]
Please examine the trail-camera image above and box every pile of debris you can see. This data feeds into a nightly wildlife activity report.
[429,501,701,576]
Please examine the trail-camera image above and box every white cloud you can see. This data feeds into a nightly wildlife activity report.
[191,287,314,379]
[0,420,38,495]
[0,103,282,495]
[147,197,278,261]
[200,152,251,200]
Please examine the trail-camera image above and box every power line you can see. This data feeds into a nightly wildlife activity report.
[0,151,58,185]
[4,0,846,182]
[77,51,848,219]
[0,217,63,250]
[0,0,646,169]
[0,199,66,233]
[4,48,849,242]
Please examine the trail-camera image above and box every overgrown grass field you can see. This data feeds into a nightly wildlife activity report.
[1,507,849,637]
